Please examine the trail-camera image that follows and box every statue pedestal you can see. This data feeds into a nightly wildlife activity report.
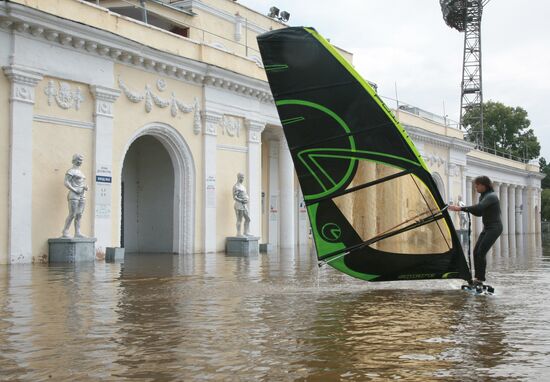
[48,237,97,263]
[105,247,125,262]
[226,236,259,255]
[259,243,273,253]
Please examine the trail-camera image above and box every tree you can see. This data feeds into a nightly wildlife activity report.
[539,157,550,189]
[539,158,549,223]
[462,101,541,161]
[541,189,550,222]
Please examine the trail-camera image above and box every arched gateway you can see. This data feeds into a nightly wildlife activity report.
[120,123,195,254]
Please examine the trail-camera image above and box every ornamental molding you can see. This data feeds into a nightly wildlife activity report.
[90,85,121,103]
[219,115,242,137]
[2,65,43,86]
[33,114,94,130]
[203,110,222,136]
[118,76,201,133]
[3,65,43,105]
[245,119,266,143]
[0,3,274,104]
[12,83,34,104]
[44,80,84,110]
[466,155,533,182]
[90,85,120,118]
[422,153,446,168]
[217,144,248,153]
[2,65,43,104]
[403,124,474,154]
[447,162,459,177]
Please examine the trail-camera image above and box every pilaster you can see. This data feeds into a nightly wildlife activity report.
[500,183,509,244]
[508,184,516,237]
[3,64,43,263]
[279,134,295,248]
[203,110,221,253]
[492,182,501,255]
[268,139,280,247]
[515,185,524,236]
[90,85,120,252]
[474,184,482,241]
[465,177,474,239]
[245,119,265,238]
[535,188,542,235]
[525,187,535,235]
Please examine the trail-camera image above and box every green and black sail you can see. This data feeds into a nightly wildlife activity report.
[258,27,471,282]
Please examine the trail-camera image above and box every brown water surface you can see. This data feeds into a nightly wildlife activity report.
[1,235,549,381]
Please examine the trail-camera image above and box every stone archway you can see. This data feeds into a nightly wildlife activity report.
[120,123,195,254]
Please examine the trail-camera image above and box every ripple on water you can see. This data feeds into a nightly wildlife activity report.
[0,237,549,380]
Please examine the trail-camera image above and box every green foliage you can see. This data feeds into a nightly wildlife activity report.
[463,101,541,161]
[541,189,550,221]
[540,157,550,189]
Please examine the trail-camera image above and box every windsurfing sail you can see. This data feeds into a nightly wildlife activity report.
[257,27,471,282]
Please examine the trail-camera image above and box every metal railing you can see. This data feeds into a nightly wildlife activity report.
[379,96,533,164]
[96,0,262,57]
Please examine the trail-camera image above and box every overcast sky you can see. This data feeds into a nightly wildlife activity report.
[239,0,550,160]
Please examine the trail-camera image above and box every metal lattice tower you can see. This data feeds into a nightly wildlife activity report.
[440,0,490,146]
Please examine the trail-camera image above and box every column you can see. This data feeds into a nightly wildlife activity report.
[534,188,542,235]
[203,110,221,253]
[500,183,509,248]
[515,185,523,236]
[473,183,482,239]
[525,187,535,235]
[297,188,309,246]
[268,139,279,247]
[279,135,295,248]
[90,85,120,253]
[3,65,43,263]
[465,177,473,207]
[522,187,529,235]
[245,119,265,238]
[508,184,516,237]
[465,176,473,238]
[492,182,501,254]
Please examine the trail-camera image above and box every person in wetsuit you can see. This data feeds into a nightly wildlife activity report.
[448,176,503,286]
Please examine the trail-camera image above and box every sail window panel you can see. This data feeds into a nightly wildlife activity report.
[374,219,452,254]
[333,162,452,254]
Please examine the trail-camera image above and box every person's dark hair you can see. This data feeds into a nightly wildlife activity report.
[473,175,494,192]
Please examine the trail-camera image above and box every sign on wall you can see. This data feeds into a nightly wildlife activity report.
[95,164,112,219]
[206,176,216,208]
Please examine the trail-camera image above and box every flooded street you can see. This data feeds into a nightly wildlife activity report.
[1,235,549,381]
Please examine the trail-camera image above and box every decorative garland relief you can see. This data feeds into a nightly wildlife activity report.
[219,115,241,137]
[44,80,84,110]
[118,76,201,134]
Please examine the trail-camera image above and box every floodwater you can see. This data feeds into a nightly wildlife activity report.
[1,235,549,381]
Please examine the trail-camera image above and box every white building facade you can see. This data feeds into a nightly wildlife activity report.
[0,0,543,264]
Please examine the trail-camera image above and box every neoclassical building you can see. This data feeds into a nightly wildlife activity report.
[0,0,543,264]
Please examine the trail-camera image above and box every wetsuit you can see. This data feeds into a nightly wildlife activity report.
[462,190,503,282]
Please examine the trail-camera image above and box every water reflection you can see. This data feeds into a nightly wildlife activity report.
[0,235,549,380]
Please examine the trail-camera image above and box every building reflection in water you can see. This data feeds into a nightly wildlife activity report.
[0,234,548,380]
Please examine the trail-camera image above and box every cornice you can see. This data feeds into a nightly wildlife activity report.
[90,85,121,103]
[466,155,533,179]
[403,124,474,154]
[2,64,43,86]
[0,2,274,104]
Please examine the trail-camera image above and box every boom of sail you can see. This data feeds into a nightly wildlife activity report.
[258,27,471,282]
